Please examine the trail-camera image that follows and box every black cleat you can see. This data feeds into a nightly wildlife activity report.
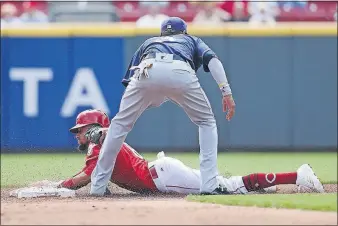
[200,185,230,195]
[104,187,112,196]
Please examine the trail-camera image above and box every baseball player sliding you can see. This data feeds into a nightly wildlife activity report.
[33,109,324,195]
[90,16,236,196]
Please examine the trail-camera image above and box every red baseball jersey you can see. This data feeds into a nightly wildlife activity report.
[81,142,158,193]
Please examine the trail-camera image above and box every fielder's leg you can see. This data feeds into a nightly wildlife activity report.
[90,75,166,195]
[168,70,219,194]
[143,58,219,194]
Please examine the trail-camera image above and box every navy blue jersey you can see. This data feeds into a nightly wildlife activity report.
[122,34,217,87]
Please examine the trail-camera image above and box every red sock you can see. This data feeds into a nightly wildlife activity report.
[242,172,297,192]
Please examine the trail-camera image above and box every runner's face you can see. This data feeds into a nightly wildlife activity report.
[75,125,90,145]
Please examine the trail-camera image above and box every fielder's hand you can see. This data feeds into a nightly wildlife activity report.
[223,94,235,121]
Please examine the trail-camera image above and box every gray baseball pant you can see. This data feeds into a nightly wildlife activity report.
[90,55,219,195]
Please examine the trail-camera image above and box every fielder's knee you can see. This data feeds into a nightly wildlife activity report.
[195,118,216,127]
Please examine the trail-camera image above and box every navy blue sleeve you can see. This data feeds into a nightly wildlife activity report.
[121,45,143,87]
[196,38,217,72]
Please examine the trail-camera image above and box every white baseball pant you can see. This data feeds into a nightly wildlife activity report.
[148,154,248,195]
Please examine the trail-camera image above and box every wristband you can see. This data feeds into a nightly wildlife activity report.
[219,83,232,96]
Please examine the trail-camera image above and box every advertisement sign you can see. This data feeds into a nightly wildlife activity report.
[1,37,125,149]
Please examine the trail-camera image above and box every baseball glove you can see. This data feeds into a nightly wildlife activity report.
[85,125,104,144]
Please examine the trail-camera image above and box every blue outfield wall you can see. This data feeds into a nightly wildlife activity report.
[1,37,126,150]
[1,35,337,152]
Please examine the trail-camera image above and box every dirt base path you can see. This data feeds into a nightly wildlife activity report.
[1,184,337,225]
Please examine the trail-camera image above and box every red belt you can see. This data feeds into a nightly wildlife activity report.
[149,166,158,179]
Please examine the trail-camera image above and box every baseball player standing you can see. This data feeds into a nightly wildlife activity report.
[90,17,236,196]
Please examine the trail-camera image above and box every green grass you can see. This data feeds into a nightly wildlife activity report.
[1,153,84,187]
[1,152,337,188]
[187,193,338,212]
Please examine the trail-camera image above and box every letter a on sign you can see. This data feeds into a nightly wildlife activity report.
[61,68,109,117]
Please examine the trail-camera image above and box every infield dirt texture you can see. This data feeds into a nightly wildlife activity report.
[1,152,337,224]
[1,183,337,225]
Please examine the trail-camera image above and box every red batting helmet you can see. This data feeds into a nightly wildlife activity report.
[69,109,110,133]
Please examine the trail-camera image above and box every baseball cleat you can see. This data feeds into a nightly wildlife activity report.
[201,185,231,195]
[296,164,324,193]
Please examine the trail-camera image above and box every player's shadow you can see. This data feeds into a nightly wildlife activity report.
[80,192,187,200]
[78,183,188,199]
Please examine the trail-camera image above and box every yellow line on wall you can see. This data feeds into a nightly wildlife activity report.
[1,22,337,37]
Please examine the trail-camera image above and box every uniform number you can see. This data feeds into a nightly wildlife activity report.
[125,143,144,159]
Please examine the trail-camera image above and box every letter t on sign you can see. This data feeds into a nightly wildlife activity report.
[10,68,53,117]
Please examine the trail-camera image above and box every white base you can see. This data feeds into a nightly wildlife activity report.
[10,186,76,198]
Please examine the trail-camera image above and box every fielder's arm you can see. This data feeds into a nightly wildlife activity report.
[207,57,232,96]
[197,40,235,120]
[196,38,232,96]
[206,55,236,121]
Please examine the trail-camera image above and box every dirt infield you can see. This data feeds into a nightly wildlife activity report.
[1,184,337,225]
